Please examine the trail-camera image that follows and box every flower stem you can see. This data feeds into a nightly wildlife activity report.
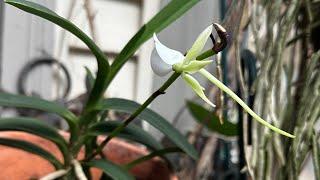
[124,147,181,170]
[84,50,216,160]
[196,49,216,60]
[85,73,180,160]
[198,69,295,138]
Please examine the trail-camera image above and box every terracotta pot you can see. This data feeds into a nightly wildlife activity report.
[0,131,177,180]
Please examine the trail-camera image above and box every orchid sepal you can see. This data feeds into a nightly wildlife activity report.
[182,73,216,108]
[181,60,213,74]
[183,25,213,64]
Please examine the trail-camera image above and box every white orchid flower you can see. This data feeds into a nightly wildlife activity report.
[150,24,295,138]
[151,25,215,107]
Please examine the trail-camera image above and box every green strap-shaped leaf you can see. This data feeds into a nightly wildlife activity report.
[88,121,162,151]
[0,117,69,162]
[0,93,77,129]
[187,101,238,137]
[96,98,198,159]
[107,0,201,87]
[0,137,63,169]
[85,159,134,180]
[5,0,109,109]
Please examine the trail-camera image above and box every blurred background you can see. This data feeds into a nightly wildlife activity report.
[0,0,319,179]
[0,0,220,142]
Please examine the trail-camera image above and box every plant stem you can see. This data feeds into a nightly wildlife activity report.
[85,73,180,160]
[198,69,295,138]
[84,49,216,160]
[124,147,181,170]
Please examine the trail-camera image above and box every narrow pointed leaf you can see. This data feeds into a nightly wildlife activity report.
[85,159,134,180]
[0,138,63,169]
[0,117,69,161]
[187,101,238,136]
[88,121,163,150]
[107,0,201,87]
[95,98,199,159]
[5,0,109,110]
[0,92,77,129]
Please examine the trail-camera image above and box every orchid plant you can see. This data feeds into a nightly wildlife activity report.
[0,0,295,179]
[151,24,295,138]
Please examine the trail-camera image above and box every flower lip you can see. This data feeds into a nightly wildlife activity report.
[153,34,185,65]
[151,33,185,76]
[150,48,173,76]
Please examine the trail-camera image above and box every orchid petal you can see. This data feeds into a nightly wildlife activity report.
[184,25,213,64]
[182,60,213,74]
[150,48,173,76]
[182,73,216,108]
[153,34,185,65]
[198,69,295,138]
